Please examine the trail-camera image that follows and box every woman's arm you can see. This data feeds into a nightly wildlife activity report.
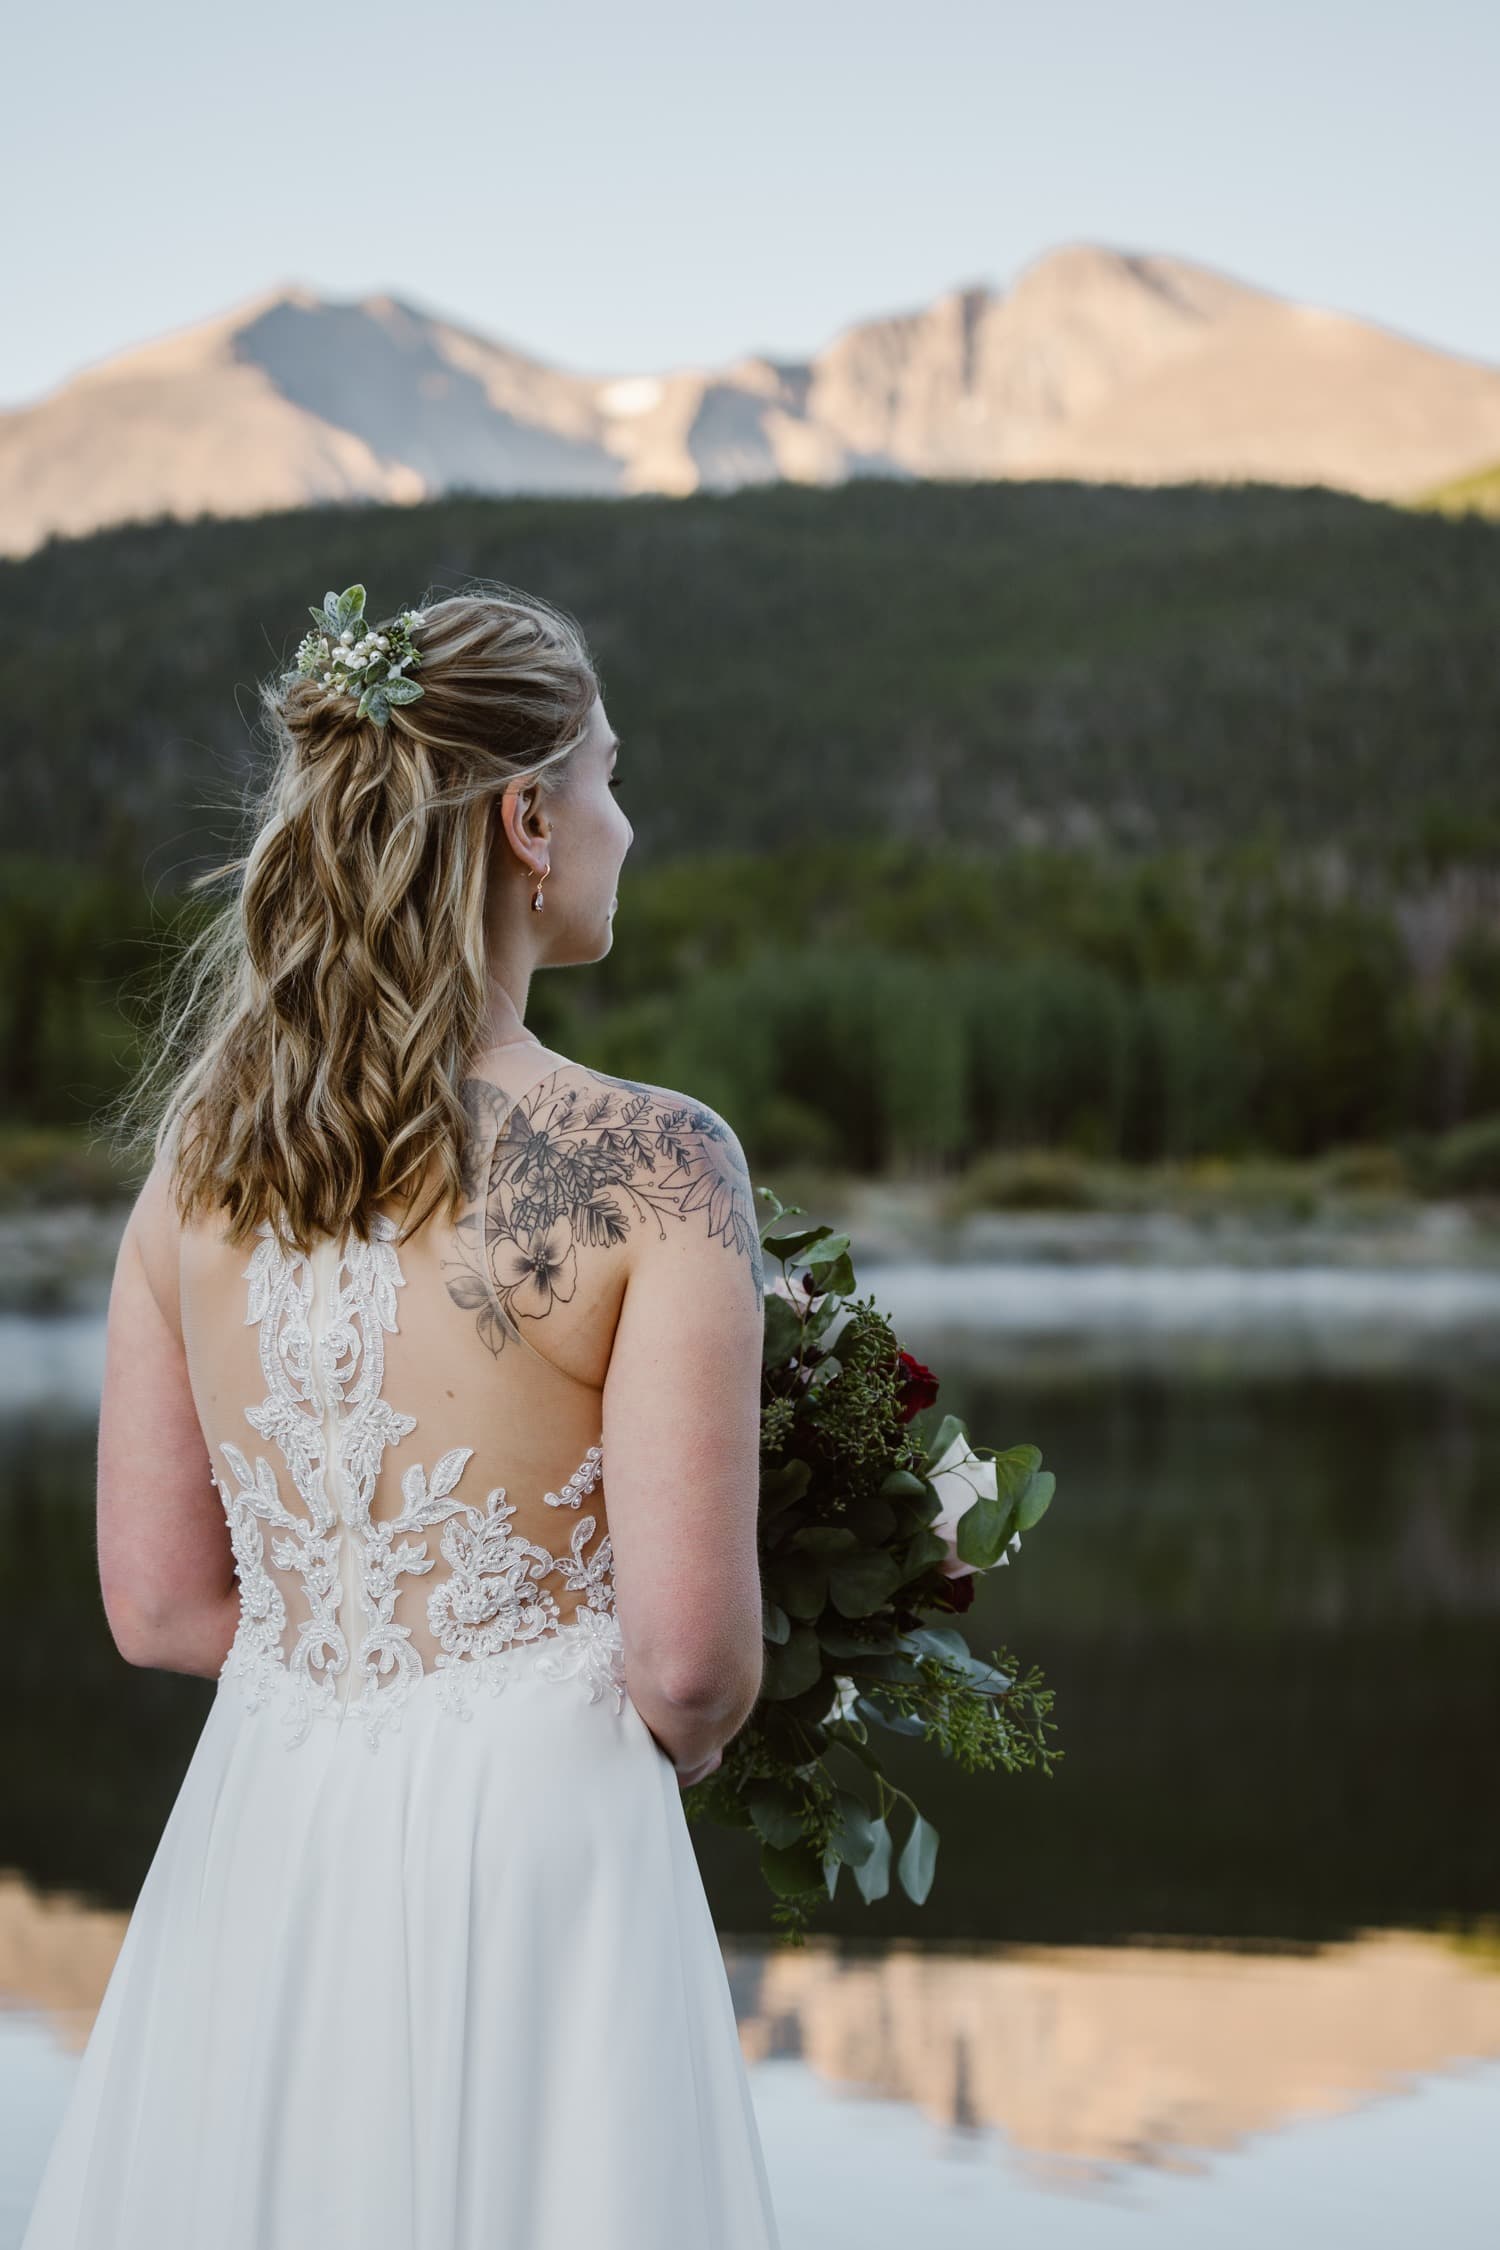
[96,1157,239,1677]
[601,1108,767,1779]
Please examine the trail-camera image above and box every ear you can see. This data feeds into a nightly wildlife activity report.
[496,776,551,874]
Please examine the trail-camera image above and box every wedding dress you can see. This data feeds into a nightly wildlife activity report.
[21,1062,782,2249]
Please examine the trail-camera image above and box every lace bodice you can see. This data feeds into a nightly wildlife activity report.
[207,1210,624,1751]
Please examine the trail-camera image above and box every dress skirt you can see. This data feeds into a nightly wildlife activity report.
[20,1643,782,2249]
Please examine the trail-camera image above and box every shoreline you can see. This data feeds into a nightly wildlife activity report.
[4,1184,1500,1321]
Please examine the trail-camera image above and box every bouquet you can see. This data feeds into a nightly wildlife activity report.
[682,1185,1060,1940]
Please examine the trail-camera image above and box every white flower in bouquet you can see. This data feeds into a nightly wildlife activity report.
[927,1431,1022,1580]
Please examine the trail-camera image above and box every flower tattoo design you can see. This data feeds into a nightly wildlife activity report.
[444,1068,765,1354]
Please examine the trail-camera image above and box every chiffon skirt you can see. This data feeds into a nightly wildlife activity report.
[20,1645,782,2249]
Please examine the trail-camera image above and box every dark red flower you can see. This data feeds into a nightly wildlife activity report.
[894,1349,939,1422]
[941,1572,978,1612]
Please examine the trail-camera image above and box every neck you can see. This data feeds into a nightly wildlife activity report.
[479,960,536,1051]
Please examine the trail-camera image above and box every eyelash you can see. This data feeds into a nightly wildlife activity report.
[609,776,622,791]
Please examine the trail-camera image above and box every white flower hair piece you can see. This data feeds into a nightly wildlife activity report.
[291,582,428,726]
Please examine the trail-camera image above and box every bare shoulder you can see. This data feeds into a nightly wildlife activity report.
[118,1142,186,1341]
[446,1057,765,1353]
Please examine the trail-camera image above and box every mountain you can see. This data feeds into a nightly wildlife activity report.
[4,243,1500,557]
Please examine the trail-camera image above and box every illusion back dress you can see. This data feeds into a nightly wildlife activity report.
[21,1059,782,2250]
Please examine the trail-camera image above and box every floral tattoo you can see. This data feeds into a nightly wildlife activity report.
[444,1067,765,1353]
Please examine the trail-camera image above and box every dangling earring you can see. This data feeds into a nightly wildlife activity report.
[530,862,550,913]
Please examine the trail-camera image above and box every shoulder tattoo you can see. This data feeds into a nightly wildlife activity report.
[443,1068,765,1354]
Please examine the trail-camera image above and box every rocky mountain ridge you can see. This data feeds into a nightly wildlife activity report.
[5,242,1500,556]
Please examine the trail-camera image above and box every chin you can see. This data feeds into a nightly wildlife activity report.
[562,922,615,967]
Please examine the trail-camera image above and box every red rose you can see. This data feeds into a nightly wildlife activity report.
[894,1349,939,1422]
[941,1572,978,1612]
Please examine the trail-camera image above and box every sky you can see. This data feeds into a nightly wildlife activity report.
[4,0,1495,411]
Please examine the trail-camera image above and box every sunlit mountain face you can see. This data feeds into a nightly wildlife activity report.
[7,243,1500,557]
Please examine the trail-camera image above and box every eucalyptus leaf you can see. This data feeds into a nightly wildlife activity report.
[853,1816,893,1903]
[768,1553,830,1620]
[802,1233,851,1269]
[745,1781,807,1849]
[955,1493,1009,1569]
[1016,1468,1056,1531]
[761,1293,803,1368]
[853,1652,922,1684]
[923,1412,966,1468]
[823,1846,843,1900]
[817,1623,900,1658]
[760,1837,823,1899]
[854,1693,925,1737]
[896,1811,939,1905]
[828,1549,904,1618]
[763,1224,833,1260]
[761,1598,791,1647]
[831,1789,878,1868]
[902,1624,972,1668]
[789,1525,859,1555]
[898,1527,951,1581]
[760,1457,812,1520]
[878,1470,928,1500]
[992,1442,1042,1486]
[759,1623,822,1699]
[844,1496,897,1545]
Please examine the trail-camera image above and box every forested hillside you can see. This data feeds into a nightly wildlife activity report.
[3,478,1498,1178]
[5,476,1499,871]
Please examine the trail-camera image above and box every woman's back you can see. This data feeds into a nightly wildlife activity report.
[182,1048,629,1737]
[180,1050,635,1745]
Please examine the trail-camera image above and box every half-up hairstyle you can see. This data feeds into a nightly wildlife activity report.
[119,578,600,1255]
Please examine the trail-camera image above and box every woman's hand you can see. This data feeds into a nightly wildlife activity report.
[675,1746,723,1790]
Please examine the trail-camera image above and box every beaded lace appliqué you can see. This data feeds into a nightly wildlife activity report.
[212,1213,624,1749]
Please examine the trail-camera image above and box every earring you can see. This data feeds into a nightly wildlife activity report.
[530,863,550,913]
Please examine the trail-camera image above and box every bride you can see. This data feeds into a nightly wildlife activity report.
[21,581,783,2248]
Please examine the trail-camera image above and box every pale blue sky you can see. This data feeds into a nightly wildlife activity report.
[5,0,1495,411]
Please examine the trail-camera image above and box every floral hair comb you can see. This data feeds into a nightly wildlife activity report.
[292,583,427,725]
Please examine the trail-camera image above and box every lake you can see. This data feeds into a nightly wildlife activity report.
[3,1248,1498,2248]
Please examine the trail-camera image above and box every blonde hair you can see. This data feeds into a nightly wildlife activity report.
[112,579,600,1254]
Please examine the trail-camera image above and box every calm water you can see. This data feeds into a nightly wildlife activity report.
[3,1259,1498,2247]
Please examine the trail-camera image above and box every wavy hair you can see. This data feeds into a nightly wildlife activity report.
[113,578,600,1255]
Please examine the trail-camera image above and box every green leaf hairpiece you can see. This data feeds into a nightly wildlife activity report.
[290,582,427,727]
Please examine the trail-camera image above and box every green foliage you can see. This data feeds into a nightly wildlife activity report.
[947,1148,1111,1212]
[6,478,1500,1168]
[292,583,428,724]
[6,476,1500,866]
[682,1186,1060,1941]
[1427,1113,1500,1197]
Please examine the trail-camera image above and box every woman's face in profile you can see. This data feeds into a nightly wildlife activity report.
[544,693,634,964]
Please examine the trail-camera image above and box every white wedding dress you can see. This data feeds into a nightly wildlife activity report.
[21,1083,782,2249]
